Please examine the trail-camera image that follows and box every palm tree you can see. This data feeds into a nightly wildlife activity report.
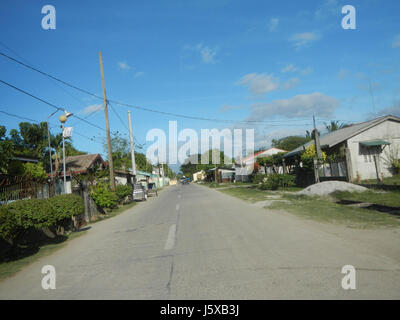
[325,121,347,132]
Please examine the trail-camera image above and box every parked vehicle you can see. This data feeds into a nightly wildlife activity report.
[147,182,158,197]
[133,183,147,201]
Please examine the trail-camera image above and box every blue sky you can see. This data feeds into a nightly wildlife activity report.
[0,0,399,169]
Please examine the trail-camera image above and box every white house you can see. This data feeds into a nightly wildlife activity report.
[235,147,287,181]
[283,115,400,181]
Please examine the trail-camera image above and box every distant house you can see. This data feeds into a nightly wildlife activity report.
[193,170,206,182]
[235,147,287,182]
[52,154,106,193]
[283,115,400,182]
[208,167,235,182]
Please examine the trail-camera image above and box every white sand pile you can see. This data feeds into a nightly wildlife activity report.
[297,181,368,197]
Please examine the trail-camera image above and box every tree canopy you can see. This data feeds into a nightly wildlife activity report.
[271,136,312,152]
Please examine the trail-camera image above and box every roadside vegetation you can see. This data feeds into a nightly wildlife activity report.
[269,194,400,229]
[0,184,145,281]
[333,190,400,207]
[205,180,400,229]
[359,176,400,186]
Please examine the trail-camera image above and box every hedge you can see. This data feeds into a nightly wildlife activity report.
[115,184,132,202]
[90,182,118,209]
[48,194,85,222]
[0,194,84,245]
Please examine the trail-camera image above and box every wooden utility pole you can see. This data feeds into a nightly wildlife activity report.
[128,111,137,183]
[99,51,115,190]
[313,115,321,183]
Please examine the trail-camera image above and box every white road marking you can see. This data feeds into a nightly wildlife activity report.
[178,194,182,199]
[164,224,177,250]
[176,204,180,211]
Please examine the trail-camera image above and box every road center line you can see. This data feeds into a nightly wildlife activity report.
[164,224,177,250]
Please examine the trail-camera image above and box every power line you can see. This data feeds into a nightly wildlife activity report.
[0,50,327,125]
[0,108,103,145]
[0,50,102,100]
[109,102,129,132]
[0,109,41,123]
[0,79,63,112]
[0,78,110,133]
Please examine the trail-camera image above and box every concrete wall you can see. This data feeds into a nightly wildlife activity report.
[347,119,400,180]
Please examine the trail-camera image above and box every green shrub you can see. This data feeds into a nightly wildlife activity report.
[115,184,132,201]
[48,194,84,221]
[0,206,18,244]
[393,159,400,175]
[252,174,267,184]
[258,174,296,190]
[279,174,296,187]
[0,199,53,244]
[90,182,118,209]
[260,174,280,190]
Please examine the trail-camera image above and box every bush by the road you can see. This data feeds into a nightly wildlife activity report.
[115,184,132,203]
[0,195,85,245]
[90,182,118,209]
[0,199,53,245]
[48,194,85,233]
[259,174,296,190]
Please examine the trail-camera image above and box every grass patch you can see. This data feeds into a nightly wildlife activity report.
[218,186,273,202]
[333,190,400,207]
[360,176,400,185]
[0,230,87,281]
[270,194,400,229]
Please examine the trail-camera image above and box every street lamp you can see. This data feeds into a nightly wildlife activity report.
[59,110,73,194]
[47,110,59,183]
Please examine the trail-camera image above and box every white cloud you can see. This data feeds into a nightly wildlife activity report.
[282,78,300,90]
[117,61,131,70]
[200,45,217,63]
[337,68,350,79]
[289,32,321,50]
[282,64,313,76]
[300,67,313,76]
[281,64,298,73]
[184,43,218,64]
[392,34,400,48]
[314,0,340,20]
[134,71,144,78]
[237,73,279,96]
[246,92,339,120]
[269,18,279,32]
[81,104,103,115]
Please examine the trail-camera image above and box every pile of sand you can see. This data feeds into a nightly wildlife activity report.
[297,181,368,197]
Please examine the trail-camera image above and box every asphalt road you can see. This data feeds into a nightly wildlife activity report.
[0,183,399,299]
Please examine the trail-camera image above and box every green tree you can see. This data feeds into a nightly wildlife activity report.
[0,126,15,174]
[22,162,48,180]
[272,136,312,152]
[103,131,153,173]
[325,121,347,132]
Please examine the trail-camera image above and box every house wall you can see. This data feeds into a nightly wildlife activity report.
[347,119,400,180]
[115,176,128,185]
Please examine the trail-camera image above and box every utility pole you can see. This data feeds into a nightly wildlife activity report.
[99,51,115,191]
[128,111,137,183]
[313,115,321,183]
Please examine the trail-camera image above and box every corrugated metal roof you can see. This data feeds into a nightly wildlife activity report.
[284,115,400,158]
[360,140,391,146]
